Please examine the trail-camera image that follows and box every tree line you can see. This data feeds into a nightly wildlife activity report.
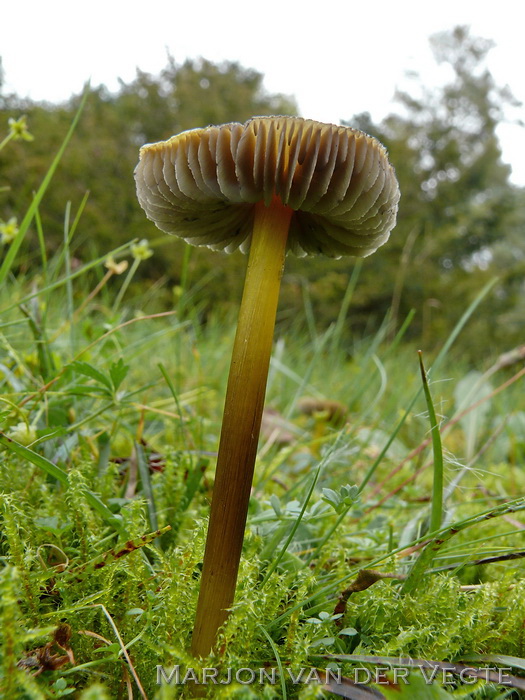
[1,28,524,360]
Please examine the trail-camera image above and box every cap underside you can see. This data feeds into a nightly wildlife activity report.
[135,116,400,257]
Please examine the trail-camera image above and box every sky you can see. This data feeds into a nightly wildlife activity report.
[2,0,524,184]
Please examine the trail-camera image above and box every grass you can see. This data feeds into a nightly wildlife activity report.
[1,117,525,699]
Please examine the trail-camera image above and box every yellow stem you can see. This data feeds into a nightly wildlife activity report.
[191,197,293,658]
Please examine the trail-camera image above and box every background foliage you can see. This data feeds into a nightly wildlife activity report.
[1,26,524,358]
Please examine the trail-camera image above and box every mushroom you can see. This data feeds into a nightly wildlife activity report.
[297,397,348,426]
[297,397,349,454]
[134,116,400,658]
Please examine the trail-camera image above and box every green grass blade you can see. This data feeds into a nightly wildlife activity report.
[34,206,48,279]
[158,362,187,447]
[358,395,417,493]
[135,441,159,537]
[459,654,525,672]
[331,259,362,353]
[359,277,498,494]
[0,86,89,286]
[385,308,416,355]
[305,505,349,566]
[418,350,444,534]
[49,191,90,283]
[0,241,135,315]
[63,201,75,352]
[301,277,318,345]
[177,243,192,319]
[281,325,334,419]
[0,432,68,485]
[258,624,288,699]
[260,462,322,587]
[431,276,498,372]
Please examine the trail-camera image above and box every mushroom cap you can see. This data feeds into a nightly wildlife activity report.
[134,116,400,258]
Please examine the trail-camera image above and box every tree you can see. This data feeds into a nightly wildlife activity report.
[332,26,524,355]
[0,58,297,290]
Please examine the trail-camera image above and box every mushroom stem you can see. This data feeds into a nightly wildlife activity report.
[191,196,293,658]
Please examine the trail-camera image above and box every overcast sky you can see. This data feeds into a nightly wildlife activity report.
[2,0,524,183]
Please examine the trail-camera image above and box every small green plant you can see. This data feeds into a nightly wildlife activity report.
[0,115,34,150]
[306,610,358,651]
